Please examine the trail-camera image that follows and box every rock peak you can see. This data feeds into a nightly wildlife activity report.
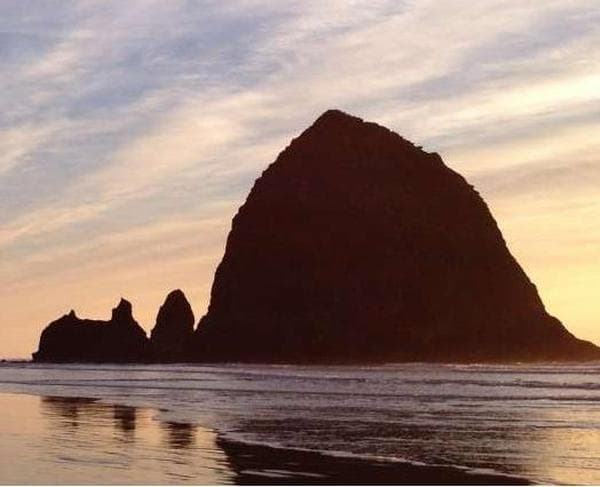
[150,289,195,361]
[165,289,186,302]
[286,109,420,164]
[307,109,366,134]
[111,298,133,322]
[315,108,360,122]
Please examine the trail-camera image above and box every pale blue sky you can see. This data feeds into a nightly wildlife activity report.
[1,1,599,357]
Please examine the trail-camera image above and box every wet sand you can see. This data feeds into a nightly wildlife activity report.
[218,437,531,485]
[0,392,232,484]
[0,391,531,485]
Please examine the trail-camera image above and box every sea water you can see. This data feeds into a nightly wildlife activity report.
[0,362,599,484]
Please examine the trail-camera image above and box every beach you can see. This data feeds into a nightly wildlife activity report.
[0,392,529,485]
[0,362,599,484]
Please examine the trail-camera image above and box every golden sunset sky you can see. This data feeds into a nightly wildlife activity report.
[1,1,599,358]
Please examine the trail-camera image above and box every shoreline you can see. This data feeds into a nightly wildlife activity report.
[0,389,532,485]
[4,358,600,366]
[216,437,531,485]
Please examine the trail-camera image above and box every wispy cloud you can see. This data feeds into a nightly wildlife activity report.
[0,122,63,175]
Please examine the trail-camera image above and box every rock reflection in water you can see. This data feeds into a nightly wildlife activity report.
[163,421,197,449]
[28,395,231,484]
[113,404,137,436]
[41,396,99,428]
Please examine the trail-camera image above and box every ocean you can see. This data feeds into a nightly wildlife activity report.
[0,362,599,484]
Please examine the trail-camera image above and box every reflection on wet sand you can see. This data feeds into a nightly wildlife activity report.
[41,397,203,453]
[41,396,200,450]
[0,393,232,484]
[113,404,136,433]
[42,397,521,485]
[41,396,140,445]
[162,421,197,449]
[13,395,532,485]
[41,396,99,428]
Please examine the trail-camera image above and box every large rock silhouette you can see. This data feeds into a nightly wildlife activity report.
[149,289,195,361]
[192,109,599,363]
[33,298,148,362]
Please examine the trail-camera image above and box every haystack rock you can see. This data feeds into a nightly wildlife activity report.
[192,109,600,363]
[149,289,195,361]
[32,298,149,362]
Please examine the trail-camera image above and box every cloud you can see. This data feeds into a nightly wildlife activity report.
[1,0,600,356]
[0,122,63,175]
[3,214,230,291]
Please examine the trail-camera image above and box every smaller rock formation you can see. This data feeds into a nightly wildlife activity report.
[32,298,149,362]
[149,289,195,361]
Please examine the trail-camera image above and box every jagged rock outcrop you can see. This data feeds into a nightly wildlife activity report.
[149,289,195,361]
[32,298,149,362]
[192,109,600,363]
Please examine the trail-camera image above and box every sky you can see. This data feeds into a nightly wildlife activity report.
[1,0,599,358]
